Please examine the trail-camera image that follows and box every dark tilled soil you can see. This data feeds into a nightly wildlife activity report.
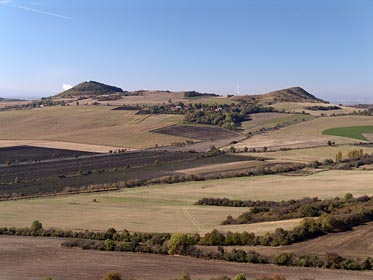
[152,125,239,141]
[0,236,372,280]
[0,145,97,164]
[0,149,254,196]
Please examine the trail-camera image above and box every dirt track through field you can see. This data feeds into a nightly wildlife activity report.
[183,206,203,233]
[1,236,372,280]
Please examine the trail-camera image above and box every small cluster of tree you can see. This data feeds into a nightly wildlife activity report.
[183,103,275,130]
[102,272,122,280]
[305,105,341,111]
[332,153,373,170]
[198,145,225,158]
[184,91,219,98]
[336,149,364,162]
[97,94,123,101]
[109,149,127,154]
[138,104,183,115]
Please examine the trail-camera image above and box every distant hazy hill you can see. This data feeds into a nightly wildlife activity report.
[234,87,325,104]
[0,97,23,101]
[56,81,123,98]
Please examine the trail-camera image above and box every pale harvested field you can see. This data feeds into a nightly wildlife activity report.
[241,112,313,133]
[0,139,131,153]
[235,115,373,150]
[2,236,372,280]
[176,160,269,174]
[248,144,373,162]
[272,102,358,116]
[0,170,371,234]
[0,106,190,149]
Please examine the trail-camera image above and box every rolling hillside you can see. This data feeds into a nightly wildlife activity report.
[234,87,326,104]
[55,81,123,98]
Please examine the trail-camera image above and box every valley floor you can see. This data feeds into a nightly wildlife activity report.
[1,235,372,280]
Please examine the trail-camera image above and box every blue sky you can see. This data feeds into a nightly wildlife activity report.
[0,0,372,102]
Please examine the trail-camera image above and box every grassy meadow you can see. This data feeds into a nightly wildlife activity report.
[322,126,373,141]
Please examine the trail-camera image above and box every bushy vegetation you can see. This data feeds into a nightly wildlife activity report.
[214,195,372,225]
[332,153,373,170]
[305,105,341,111]
[139,102,275,130]
[199,198,373,247]
[184,91,218,98]
[3,219,373,272]
[184,103,275,130]
[102,272,122,280]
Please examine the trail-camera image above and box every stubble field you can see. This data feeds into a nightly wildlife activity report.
[0,106,190,149]
[0,170,372,234]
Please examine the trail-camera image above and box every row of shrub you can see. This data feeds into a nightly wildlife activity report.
[218,194,372,225]
[0,222,174,244]
[61,237,373,272]
[3,220,373,272]
[199,204,373,246]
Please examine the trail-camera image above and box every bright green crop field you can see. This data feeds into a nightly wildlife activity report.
[322,126,373,141]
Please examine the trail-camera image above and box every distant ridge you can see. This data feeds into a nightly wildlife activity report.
[0,97,23,101]
[233,87,325,104]
[55,81,123,98]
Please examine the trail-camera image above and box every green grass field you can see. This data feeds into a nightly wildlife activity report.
[0,170,371,234]
[322,126,373,141]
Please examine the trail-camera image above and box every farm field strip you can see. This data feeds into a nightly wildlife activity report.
[241,112,314,133]
[0,170,372,233]
[271,102,358,116]
[0,145,99,164]
[0,139,128,153]
[246,145,373,162]
[176,160,269,174]
[152,124,238,141]
[0,150,255,196]
[235,115,373,150]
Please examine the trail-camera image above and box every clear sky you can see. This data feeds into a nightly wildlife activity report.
[0,0,372,102]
